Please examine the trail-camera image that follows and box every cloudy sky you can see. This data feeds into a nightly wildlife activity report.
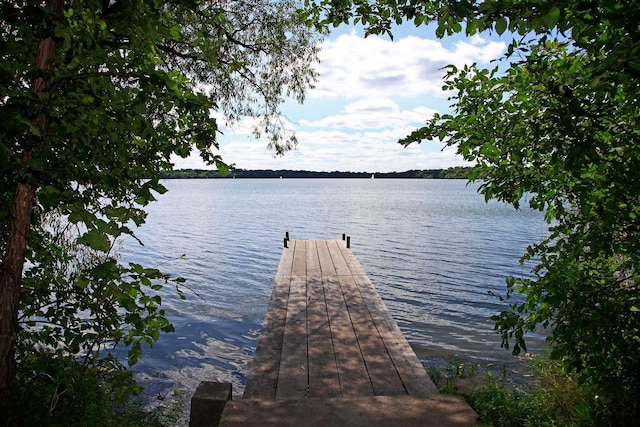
[174,23,506,172]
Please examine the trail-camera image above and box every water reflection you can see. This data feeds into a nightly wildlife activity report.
[127,318,259,400]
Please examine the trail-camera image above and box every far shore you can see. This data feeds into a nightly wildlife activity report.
[159,166,474,180]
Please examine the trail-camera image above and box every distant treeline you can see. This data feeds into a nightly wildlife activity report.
[159,166,474,179]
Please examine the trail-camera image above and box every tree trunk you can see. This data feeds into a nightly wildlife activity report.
[0,183,37,421]
[0,0,64,420]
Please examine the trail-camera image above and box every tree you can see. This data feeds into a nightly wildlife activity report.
[306,0,640,422]
[16,212,180,424]
[1,0,320,419]
[412,41,640,423]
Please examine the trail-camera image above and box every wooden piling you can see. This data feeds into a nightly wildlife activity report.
[190,382,232,427]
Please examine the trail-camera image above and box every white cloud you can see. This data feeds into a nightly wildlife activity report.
[176,32,497,172]
[172,126,469,172]
[453,34,506,63]
[312,33,505,99]
[205,127,466,172]
[299,98,437,130]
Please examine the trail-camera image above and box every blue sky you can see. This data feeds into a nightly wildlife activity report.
[174,23,506,172]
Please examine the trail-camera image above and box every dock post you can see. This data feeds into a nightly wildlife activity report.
[346,236,351,248]
[189,381,232,427]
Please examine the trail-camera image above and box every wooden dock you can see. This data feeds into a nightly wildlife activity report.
[216,238,479,426]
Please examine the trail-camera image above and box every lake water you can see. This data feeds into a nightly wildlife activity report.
[119,178,549,406]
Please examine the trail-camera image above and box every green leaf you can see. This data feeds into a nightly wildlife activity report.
[74,277,90,289]
[79,230,111,252]
[495,17,508,35]
[120,295,138,312]
[169,25,181,40]
[543,7,561,29]
[91,260,118,279]
[18,118,41,137]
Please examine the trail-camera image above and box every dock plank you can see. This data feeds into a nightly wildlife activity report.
[338,243,367,276]
[327,239,352,276]
[305,240,321,276]
[275,240,295,278]
[291,240,307,277]
[324,275,374,397]
[353,274,439,396]
[338,274,407,396]
[221,395,481,427]
[317,240,337,276]
[243,240,297,399]
[242,275,290,399]
[339,243,437,395]
[275,276,308,399]
[307,274,342,398]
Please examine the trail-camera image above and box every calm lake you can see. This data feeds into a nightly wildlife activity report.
[119,178,549,403]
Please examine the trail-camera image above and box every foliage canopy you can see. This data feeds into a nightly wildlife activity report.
[0,0,320,420]
[307,0,640,422]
